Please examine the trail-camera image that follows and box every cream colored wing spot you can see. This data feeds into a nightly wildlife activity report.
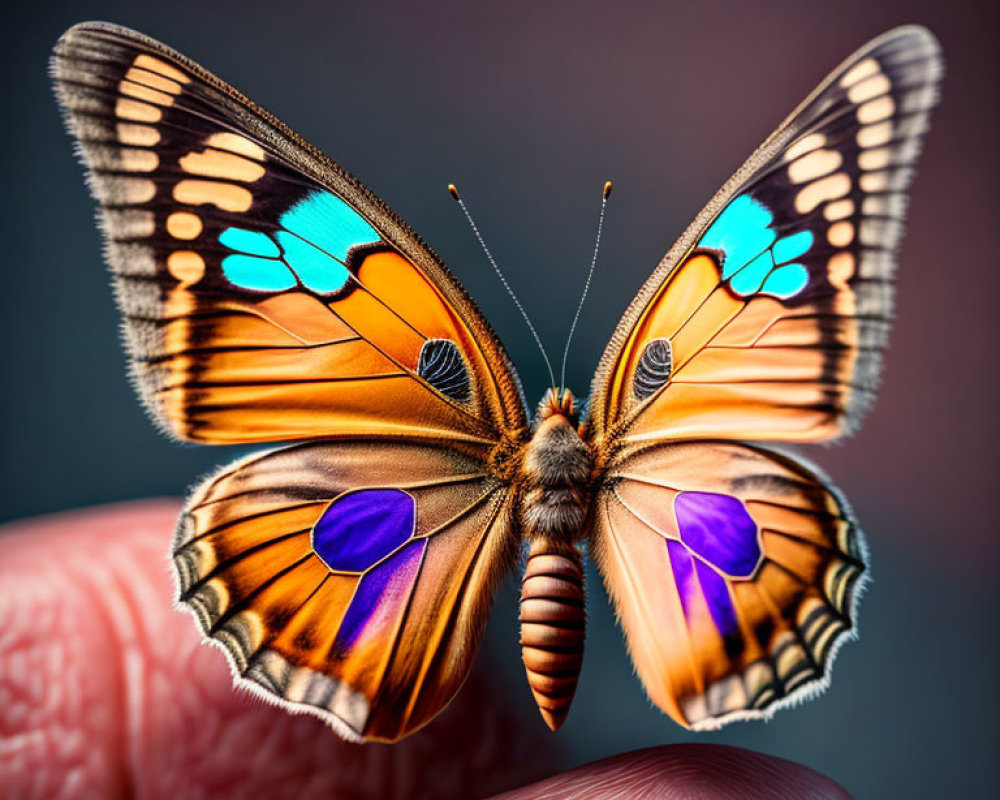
[847,73,891,104]
[827,252,855,289]
[187,577,231,629]
[205,132,266,161]
[119,80,177,107]
[123,66,184,96]
[858,249,893,280]
[174,180,253,212]
[783,133,826,162]
[114,98,161,123]
[827,221,855,247]
[824,199,854,221]
[166,211,203,240]
[132,53,191,84]
[788,149,843,184]
[179,148,266,182]
[116,123,160,146]
[858,96,895,124]
[794,172,851,214]
[118,148,159,172]
[170,133,266,214]
[839,56,880,88]
[167,250,206,285]
[859,148,892,171]
[860,171,889,192]
[857,121,893,148]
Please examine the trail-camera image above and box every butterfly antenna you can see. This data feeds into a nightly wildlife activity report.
[559,181,612,392]
[449,184,556,388]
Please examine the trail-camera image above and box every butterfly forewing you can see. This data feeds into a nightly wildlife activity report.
[589,26,942,449]
[52,22,526,445]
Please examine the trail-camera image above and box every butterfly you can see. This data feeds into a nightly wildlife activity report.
[52,22,941,742]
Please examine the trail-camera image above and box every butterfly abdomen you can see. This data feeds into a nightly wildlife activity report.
[520,537,585,731]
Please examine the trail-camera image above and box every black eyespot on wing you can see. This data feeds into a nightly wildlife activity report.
[417,339,471,403]
[633,338,673,401]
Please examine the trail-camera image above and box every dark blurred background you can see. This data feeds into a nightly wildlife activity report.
[2,0,996,796]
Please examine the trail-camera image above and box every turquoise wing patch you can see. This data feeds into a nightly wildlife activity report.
[281,191,380,262]
[219,190,381,294]
[698,194,813,300]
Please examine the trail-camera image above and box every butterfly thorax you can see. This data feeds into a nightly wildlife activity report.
[520,388,593,543]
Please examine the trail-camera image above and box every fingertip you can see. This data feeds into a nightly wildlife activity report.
[0,501,554,799]
[489,744,853,800]
[0,498,183,557]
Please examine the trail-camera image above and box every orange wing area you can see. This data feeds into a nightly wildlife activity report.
[590,441,866,730]
[601,252,865,446]
[53,23,525,446]
[174,439,516,742]
[152,249,506,444]
[588,27,941,450]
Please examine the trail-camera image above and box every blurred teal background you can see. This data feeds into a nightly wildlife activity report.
[1,1,996,796]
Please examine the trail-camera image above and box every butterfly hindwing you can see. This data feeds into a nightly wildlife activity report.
[589,26,942,448]
[592,441,865,730]
[52,22,526,445]
[174,439,517,742]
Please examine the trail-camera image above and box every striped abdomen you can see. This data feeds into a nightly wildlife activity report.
[519,537,585,731]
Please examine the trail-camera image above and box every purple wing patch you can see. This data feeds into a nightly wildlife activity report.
[667,493,755,641]
[674,492,760,578]
[312,488,416,572]
[667,539,698,620]
[694,558,740,639]
[332,538,427,652]
[667,537,741,640]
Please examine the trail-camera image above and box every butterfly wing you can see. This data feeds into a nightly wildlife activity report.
[588,26,942,449]
[53,22,530,741]
[175,439,516,742]
[52,22,526,445]
[587,27,941,729]
[592,442,864,730]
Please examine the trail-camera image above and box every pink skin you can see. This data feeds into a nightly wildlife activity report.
[0,501,852,799]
